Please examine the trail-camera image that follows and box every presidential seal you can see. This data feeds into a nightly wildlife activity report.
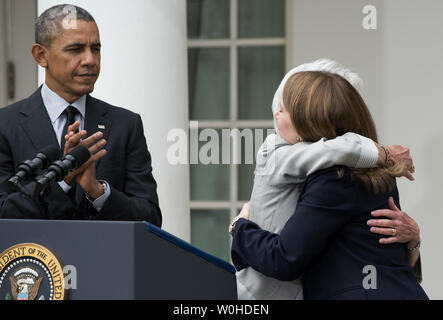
[0,244,66,300]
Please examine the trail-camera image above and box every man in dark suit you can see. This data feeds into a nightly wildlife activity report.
[0,5,161,225]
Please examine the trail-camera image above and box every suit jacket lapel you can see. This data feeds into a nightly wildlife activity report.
[19,87,60,154]
[84,95,111,146]
[19,89,112,207]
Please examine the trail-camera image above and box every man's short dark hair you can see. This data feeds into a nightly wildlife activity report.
[35,4,95,46]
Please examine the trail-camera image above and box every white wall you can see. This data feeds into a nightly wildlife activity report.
[38,0,191,241]
[290,0,442,299]
[382,0,443,300]
[290,0,384,131]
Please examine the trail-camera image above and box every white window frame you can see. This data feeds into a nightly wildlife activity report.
[188,0,290,237]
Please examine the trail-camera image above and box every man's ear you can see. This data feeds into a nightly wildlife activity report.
[31,44,48,68]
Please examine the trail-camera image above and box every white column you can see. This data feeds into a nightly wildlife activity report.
[0,0,37,106]
[38,0,191,241]
[0,0,6,106]
[9,0,38,103]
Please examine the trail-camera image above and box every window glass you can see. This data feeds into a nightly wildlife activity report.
[238,46,285,120]
[191,210,231,262]
[187,0,230,39]
[188,48,230,120]
[238,0,285,38]
[190,129,230,201]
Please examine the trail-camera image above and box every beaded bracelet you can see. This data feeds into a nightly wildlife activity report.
[381,145,391,166]
[407,238,421,251]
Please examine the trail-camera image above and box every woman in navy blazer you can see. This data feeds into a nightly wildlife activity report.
[231,71,428,299]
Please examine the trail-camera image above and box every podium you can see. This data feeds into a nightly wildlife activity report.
[0,219,237,300]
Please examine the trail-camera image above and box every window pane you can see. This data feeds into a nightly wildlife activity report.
[239,162,255,201]
[238,0,285,38]
[187,0,230,39]
[190,129,230,200]
[238,128,274,201]
[191,210,231,262]
[238,46,285,120]
[188,48,230,120]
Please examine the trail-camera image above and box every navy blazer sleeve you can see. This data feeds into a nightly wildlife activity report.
[231,167,356,281]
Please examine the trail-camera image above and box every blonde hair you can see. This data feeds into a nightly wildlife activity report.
[282,71,402,194]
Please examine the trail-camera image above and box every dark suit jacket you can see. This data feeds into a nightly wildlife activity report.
[0,87,161,226]
[231,166,428,300]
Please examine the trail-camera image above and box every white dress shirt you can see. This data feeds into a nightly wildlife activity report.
[40,83,110,212]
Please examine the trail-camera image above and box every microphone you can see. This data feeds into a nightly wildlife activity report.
[35,145,91,189]
[8,146,60,189]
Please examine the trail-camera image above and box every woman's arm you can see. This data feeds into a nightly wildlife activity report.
[376,144,415,181]
[277,133,376,183]
[277,133,414,182]
[368,197,422,280]
[231,168,353,281]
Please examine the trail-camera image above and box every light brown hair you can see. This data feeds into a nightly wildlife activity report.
[282,71,402,194]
